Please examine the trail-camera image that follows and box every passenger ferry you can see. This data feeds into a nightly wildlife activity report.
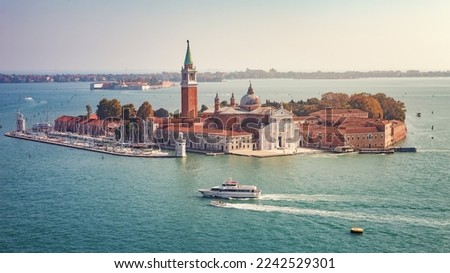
[198,178,261,199]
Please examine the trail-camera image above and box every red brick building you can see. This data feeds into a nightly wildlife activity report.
[54,114,119,137]
[299,110,407,150]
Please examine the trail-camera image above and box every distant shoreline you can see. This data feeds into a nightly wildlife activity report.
[2,69,450,84]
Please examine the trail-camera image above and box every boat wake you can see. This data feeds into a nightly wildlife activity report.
[259,194,358,203]
[417,149,450,153]
[224,203,450,228]
[25,97,48,106]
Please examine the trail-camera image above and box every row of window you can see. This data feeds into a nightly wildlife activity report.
[210,189,255,192]
[347,134,384,141]
[231,138,251,144]
[231,144,251,150]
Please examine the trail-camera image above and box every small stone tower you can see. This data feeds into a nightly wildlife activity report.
[214,92,220,113]
[230,93,236,107]
[175,132,187,157]
[16,112,26,132]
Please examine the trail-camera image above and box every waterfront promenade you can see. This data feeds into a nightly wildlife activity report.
[229,147,322,157]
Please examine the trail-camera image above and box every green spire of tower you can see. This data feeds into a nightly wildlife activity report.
[184,40,193,66]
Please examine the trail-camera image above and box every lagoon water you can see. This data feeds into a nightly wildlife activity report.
[0,78,449,252]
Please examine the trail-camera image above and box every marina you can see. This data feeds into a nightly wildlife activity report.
[4,131,175,158]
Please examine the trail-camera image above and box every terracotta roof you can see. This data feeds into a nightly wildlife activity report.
[86,120,104,126]
[390,120,406,128]
[344,127,380,134]
[55,115,81,123]
[310,108,368,117]
[164,124,252,137]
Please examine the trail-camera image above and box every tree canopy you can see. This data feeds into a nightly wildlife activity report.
[137,101,154,121]
[154,108,169,118]
[96,98,121,120]
[86,104,92,117]
[200,104,209,112]
[374,93,406,121]
[349,93,384,119]
[264,92,406,121]
[121,103,136,119]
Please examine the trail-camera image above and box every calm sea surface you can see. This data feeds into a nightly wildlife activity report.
[0,78,449,253]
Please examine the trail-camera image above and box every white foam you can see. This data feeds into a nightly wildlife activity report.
[259,193,357,202]
[225,203,450,227]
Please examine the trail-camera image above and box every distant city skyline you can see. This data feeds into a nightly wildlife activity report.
[1,0,450,73]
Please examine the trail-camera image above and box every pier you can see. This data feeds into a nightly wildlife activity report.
[392,147,417,152]
[4,131,177,158]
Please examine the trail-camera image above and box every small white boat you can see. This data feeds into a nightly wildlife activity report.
[350,227,364,234]
[206,152,224,156]
[332,145,355,153]
[209,200,227,207]
[199,178,261,199]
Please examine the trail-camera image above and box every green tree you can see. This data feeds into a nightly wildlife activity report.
[86,104,92,118]
[200,104,209,112]
[374,93,406,121]
[349,93,383,119]
[122,103,136,115]
[137,101,154,121]
[110,99,121,116]
[96,98,121,120]
[154,108,169,118]
[320,92,350,109]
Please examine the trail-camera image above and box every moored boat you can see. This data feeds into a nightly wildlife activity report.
[393,147,417,152]
[199,178,261,199]
[359,148,394,154]
[332,145,355,153]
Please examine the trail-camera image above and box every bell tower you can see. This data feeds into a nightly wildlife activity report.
[214,92,220,113]
[181,40,198,118]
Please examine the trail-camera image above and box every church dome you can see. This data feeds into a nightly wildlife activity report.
[240,83,261,110]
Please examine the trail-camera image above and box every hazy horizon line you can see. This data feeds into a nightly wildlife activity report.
[2,68,450,75]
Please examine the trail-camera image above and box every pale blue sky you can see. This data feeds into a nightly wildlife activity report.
[1,0,449,73]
